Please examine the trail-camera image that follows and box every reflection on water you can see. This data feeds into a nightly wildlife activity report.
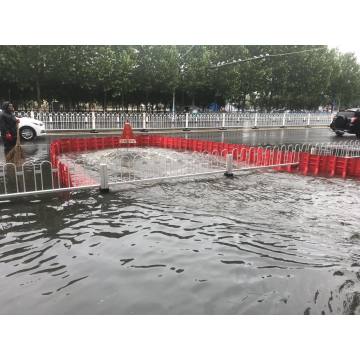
[0,143,50,164]
[1,167,360,314]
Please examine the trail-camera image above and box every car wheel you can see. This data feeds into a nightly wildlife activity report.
[20,126,36,141]
[335,131,344,137]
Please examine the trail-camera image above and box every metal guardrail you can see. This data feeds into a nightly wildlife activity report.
[0,160,99,200]
[96,146,298,185]
[0,144,299,200]
[1,160,63,199]
[308,141,360,157]
[14,111,333,131]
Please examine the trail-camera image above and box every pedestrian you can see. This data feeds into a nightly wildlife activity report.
[0,102,19,156]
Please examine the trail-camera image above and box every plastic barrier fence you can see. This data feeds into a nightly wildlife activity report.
[49,135,360,188]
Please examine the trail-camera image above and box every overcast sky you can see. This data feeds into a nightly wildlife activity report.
[1,1,360,65]
[327,44,360,63]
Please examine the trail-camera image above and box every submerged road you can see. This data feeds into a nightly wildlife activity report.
[1,127,360,315]
[1,141,360,314]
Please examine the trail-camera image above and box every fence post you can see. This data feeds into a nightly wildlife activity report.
[141,112,148,132]
[253,112,258,129]
[183,113,190,131]
[281,112,286,127]
[116,115,120,128]
[99,164,109,193]
[30,111,34,119]
[49,113,53,130]
[224,153,234,177]
[307,113,311,127]
[91,111,97,132]
[219,112,226,130]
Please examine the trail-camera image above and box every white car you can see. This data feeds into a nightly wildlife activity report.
[0,110,46,140]
[18,116,46,140]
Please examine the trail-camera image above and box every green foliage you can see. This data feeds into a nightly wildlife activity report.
[0,45,359,111]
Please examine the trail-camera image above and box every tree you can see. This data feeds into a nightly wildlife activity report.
[328,51,360,110]
[1,45,360,112]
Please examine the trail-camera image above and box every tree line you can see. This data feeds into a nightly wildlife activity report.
[0,45,359,112]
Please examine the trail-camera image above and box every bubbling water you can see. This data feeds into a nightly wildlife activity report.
[58,147,227,183]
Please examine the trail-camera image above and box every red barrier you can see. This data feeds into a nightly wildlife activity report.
[50,134,360,188]
[120,122,136,142]
[349,157,360,177]
[180,138,187,150]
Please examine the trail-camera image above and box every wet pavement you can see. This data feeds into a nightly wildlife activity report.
[1,128,360,314]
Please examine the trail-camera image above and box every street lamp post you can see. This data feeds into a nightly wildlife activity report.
[172,89,176,121]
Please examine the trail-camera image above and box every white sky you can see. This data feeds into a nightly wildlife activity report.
[1,1,360,66]
[327,44,360,62]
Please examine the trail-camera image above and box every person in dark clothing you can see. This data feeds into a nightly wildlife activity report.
[0,102,19,155]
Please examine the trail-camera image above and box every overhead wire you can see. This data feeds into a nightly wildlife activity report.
[210,46,327,69]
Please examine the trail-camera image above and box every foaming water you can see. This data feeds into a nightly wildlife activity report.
[1,150,360,314]
[58,147,226,182]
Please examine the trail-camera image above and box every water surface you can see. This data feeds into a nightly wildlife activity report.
[1,165,360,314]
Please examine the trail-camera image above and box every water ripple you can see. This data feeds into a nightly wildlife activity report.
[1,149,360,314]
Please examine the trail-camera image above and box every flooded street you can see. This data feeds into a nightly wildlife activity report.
[1,128,360,314]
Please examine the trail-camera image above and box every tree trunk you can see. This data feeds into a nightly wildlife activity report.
[241,94,246,110]
[268,91,273,111]
[103,89,107,111]
[36,77,41,110]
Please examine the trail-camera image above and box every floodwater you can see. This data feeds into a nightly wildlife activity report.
[58,147,228,184]
[1,129,360,314]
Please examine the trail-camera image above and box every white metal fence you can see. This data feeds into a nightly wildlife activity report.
[0,160,98,200]
[0,144,301,200]
[308,140,360,157]
[0,160,62,198]
[14,111,333,131]
[104,145,299,187]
